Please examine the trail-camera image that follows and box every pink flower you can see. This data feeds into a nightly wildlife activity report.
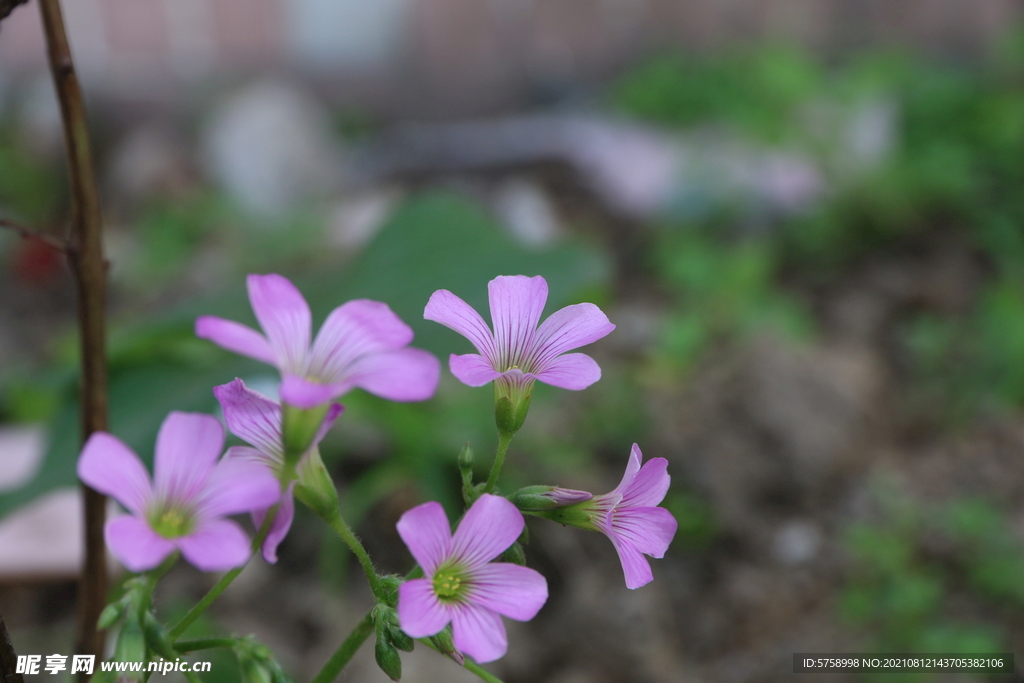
[536,444,677,589]
[196,274,440,409]
[77,412,281,572]
[424,275,614,393]
[396,494,548,663]
[214,379,342,563]
[586,444,677,589]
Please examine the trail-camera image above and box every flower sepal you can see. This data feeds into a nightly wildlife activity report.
[494,374,533,436]
[294,448,340,522]
[428,626,463,666]
[530,496,615,532]
[282,402,330,468]
[510,485,594,511]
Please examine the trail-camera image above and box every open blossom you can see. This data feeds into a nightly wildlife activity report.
[196,274,440,409]
[396,494,548,663]
[77,412,280,572]
[214,378,341,563]
[538,444,677,589]
[424,275,615,393]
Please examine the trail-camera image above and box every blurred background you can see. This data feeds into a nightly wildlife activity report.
[3,0,1024,681]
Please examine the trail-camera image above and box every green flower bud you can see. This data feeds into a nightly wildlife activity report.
[141,612,177,660]
[374,618,403,681]
[97,598,128,630]
[113,618,147,681]
[510,485,594,511]
[429,625,463,665]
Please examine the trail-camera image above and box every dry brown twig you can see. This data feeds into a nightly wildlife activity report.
[36,0,110,675]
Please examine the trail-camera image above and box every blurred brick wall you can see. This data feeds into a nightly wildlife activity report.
[0,0,1019,99]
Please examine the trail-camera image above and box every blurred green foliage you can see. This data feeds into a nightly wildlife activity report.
[0,190,609,523]
[842,494,1023,681]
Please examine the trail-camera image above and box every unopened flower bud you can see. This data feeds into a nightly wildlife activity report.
[428,625,463,666]
[458,443,474,479]
[375,618,403,681]
[113,617,147,680]
[141,611,176,660]
[510,485,593,511]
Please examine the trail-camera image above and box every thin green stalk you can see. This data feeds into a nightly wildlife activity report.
[483,432,514,494]
[174,638,236,653]
[168,506,278,641]
[324,510,382,599]
[419,639,505,683]
[308,613,373,683]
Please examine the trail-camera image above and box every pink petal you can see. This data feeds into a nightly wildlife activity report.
[608,534,655,590]
[396,501,452,574]
[424,289,495,359]
[153,412,223,504]
[279,373,348,409]
[469,563,547,621]
[448,354,501,387]
[609,444,643,498]
[252,483,295,563]
[532,302,615,369]
[315,403,345,444]
[105,516,176,572]
[308,300,415,381]
[247,274,311,374]
[532,301,610,370]
[397,578,452,638]
[621,454,671,508]
[194,316,276,365]
[347,348,440,401]
[451,604,507,663]
[487,275,547,368]
[533,353,601,390]
[177,519,252,572]
[450,495,523,568]
[214,379,284,459]
[77,432,152,515]
[609,507,677,559]
[194,451,281,519]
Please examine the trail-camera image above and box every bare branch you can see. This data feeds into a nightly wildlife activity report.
[0,217,69,252]
[37,0,109,674]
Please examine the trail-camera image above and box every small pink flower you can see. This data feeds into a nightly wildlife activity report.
[214,378,342,563]
[196,274,440,409]
[77,412,281,572]
[588,444,677,589]
[396,494,548,663]
[424,275,614,393]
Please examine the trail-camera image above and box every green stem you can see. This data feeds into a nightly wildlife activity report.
[168,506,278,641]
[324,510,383,599]
[174,639,236,653]
[419,639,505,683]
[483,432,514,494]
[308,613,373,683]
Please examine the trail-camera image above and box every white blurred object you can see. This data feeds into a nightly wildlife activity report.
[772,520,822,565]
[0,424,46,493]
[0,488,124,580]
[327,188,402,251]
[202,80,344,217]
[491,178,562,248]
[363,114,825,222]
[286,0,411,68]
